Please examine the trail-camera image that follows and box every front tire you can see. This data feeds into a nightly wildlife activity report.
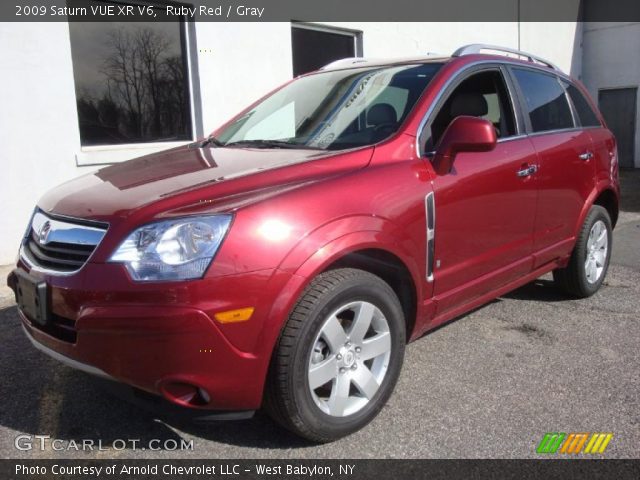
[553,205,612,298]
[264,268,406,442]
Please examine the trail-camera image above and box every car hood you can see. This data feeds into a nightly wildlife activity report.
[38,144,373,221]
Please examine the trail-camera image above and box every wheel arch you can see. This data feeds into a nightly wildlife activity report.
[575,183,620,238]
[264,226,424,356]
[593,188,619,228]
[253,222,424,405]
[321,248,418,343]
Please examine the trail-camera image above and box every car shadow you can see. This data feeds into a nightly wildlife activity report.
[0,272,581,451]
[0,276,575,451]
[0,304,313,452]
[416,277,575,342]
[0,275,576,451]
[500,278,572,303]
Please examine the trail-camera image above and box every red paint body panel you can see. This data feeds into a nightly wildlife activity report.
[529,130,597,267]
[8,53,620,412]
[430,137,539,314]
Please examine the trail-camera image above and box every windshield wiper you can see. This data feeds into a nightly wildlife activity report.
[192,135,224,148]
[223,139,321,150]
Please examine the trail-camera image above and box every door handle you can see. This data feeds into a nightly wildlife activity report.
[516,165,538,177]
[579,151,594,161]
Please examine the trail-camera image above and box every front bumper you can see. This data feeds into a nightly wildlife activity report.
[8,262,293,411]
[21,323,112,379]
[22,324,254,420]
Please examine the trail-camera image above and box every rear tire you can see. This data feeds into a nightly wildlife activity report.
[553,205,612,298]
[264,268,405,442]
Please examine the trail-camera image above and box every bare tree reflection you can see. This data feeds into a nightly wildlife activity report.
[76,26,190,145]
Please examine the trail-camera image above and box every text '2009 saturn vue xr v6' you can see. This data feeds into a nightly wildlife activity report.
[8,44,619,442]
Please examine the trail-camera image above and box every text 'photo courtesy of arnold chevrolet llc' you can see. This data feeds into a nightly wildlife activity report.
[1,0,640,478]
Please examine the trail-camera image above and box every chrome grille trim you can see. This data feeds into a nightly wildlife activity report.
[20,210,108,276]
[30,211,106,246]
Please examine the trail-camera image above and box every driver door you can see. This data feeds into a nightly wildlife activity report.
[424,67,539,319]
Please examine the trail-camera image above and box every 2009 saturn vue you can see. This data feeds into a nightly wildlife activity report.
[8,44,619,442]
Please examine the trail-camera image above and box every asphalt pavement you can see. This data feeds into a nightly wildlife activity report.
[0,172,638,459]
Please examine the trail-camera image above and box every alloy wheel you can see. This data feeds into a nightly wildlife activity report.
[308,301,392,417]
[584,219,608,284]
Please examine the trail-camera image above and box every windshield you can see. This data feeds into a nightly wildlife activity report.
[216,63,443,150]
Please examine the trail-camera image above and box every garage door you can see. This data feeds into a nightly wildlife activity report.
[598,88,637,169]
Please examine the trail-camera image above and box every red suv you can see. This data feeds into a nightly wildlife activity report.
[8,44,619,442]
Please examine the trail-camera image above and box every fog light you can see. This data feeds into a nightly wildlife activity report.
[161,381,210,407]
[197,387,211,404]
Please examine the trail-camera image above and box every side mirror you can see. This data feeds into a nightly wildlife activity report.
[431,116,497,175]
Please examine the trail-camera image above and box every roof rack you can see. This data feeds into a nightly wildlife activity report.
[320,57,371,70]
[320,53,446,71]
[452,44,561,72]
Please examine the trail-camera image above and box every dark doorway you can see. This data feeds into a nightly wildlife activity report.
[291,25,360,77]
[599,88,637,169]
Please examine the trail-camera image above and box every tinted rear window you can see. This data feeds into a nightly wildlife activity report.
[513,68,574,133]
[563,81,601,127]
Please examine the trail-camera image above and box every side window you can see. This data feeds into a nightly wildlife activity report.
[512,68,574,132]
[426,70,516,150]
[562,81,602,127]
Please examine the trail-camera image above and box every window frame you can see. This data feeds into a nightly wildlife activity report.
[419,64,524,156]
[71,0,202,166]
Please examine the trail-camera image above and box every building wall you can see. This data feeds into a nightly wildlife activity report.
[0,22,94,265]
[519,22,583,78]
[581,22,640,168]
[0,21,579,264]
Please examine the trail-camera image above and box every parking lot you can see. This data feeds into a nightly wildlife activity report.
[0,171,638,459]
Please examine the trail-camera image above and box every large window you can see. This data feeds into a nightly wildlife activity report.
[512,68,574,133]
[69,2,192,146]
[216,63,443,150]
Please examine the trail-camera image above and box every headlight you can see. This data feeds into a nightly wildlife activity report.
[109,215,232,281]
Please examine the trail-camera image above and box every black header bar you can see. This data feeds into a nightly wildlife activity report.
[3,0,640,22]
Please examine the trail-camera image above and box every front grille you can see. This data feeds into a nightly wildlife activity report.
[25,233,95,271]
[21,211,108,274]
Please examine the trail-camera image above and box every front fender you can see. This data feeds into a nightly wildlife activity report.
[248,224,425,404]
[277,215,422,281]
[249,219,425,393]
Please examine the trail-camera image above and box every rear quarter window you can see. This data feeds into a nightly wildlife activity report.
[512,68,574,133]
[562,81,602,127]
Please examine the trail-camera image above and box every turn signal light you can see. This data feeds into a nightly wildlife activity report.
[214,307,254,324]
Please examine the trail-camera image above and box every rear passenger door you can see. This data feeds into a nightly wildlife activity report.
[510,67,597,268]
